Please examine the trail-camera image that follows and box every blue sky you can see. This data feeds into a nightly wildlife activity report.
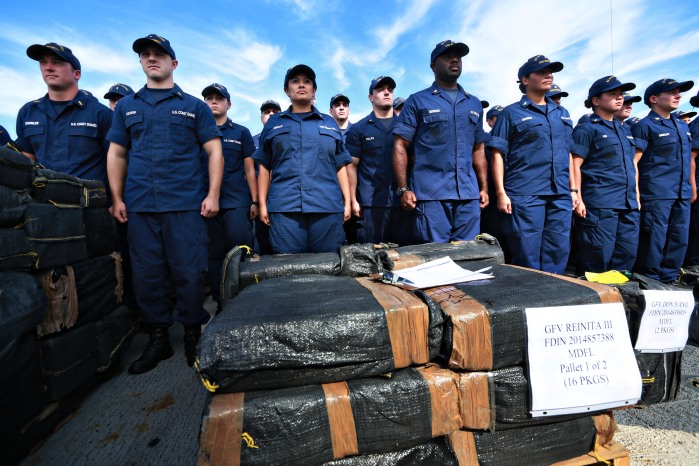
[1,0,699,138]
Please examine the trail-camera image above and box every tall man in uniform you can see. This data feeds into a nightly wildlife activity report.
[107,34,223,373]
[16,42,112,185]
[488,55,576,274]
[393,40,488,243]
[346,76,410,245]
[632,79,694,282]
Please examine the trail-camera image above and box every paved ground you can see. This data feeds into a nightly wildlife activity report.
[615,343,699,465]
[21,298,699,465]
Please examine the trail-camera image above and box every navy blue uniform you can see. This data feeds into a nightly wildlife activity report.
[487,96,574,273]
[632,111,693,282]
[393,83,488,243]
[205,118,255,305]
[108,85,221,327]
[346,112,411,245]
[686,117,699,266]
[253,107,352,253]
[571,115,639,273]
[16,92,112,184]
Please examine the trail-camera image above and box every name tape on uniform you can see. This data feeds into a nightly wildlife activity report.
[525,302,641,417]
[635,290,694,353]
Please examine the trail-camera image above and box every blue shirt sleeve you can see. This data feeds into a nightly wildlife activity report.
[571,125,593,158]
[15,104,34,154]
[195,101,222,144]
[393,96,418,142]
[106,100,131,148]
[631,121,650,153]
[487,109,511,156]
[344,123,362,159]
[241,127,255,159]
[690,119,699,151]
[473,108,488,145]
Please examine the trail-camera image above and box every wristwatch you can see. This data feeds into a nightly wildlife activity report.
[396,187,409,197]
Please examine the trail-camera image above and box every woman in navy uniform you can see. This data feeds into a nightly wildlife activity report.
[571,76,639,274]
[253,65,352,253]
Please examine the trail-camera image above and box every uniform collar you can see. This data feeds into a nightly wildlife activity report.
[135,83,186,104]
[367,111,395,131]
[36,92,88,118]
[518,95,557,113]
[280,104,323,122]
[647,110,677,128]
[429,82,470,98]
[589,114,617,127]
[220,118,234,129]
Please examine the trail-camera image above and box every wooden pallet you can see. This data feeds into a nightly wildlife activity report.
[551,440,630,465]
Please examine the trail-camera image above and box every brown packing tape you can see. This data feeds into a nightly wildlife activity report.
[198,392,245,466]
[446,430,479,466]
[424,286,493,371]
[416,365,462,437]
[504,265,623,304]
[355,277,431,367]
[593,411,617,446]
[322,381,359,459]
[110,252,124,302]
[390,253,425,270]
[458,372,495,431]
[36,265,79,337]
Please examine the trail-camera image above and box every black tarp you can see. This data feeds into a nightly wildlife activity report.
[377,235,505,271]
[0,185,30,227]
[0,271,46,343]
[322,437,459,466]
[0,146,35,190]
[31,169,108,208]
[95,304,137,371]
[198,275,443,392]
[24,203,88,268]
[39,322,99,401]
[0,228,36,271]
[82,208,118,258]
[427,262,608,370]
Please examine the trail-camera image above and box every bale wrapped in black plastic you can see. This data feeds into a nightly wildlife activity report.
[36,254,122,337]
[221,244,381,305]
[82,207,118,257]
[322,436,460,466]
[95,304,137,372]
[39,322,100,401]
[32,169,84,206]
[0,145,35,190]
[24,203,88,268]
[0,185,31,227]
[615,273,686,403]
[0,335,45,437]
[198,275,442,392]
[377,234,504,271]
[198,366,462,465]
[418,262,621,371]
[0,228,37,271]
[0,271,46,343]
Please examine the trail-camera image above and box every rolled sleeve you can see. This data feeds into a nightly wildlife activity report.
[241,128,255,158]
[486,135,509,157]
[392,97,418,142]
[335,149,353,168]
[631,124,649,153]
[195,102,222,144]
[571,127,592,159]
[106,105,130,148]
[690,120,699,151]
[345,125,362,159]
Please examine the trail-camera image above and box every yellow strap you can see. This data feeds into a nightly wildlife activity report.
[194,358,219,392]
[592,435,612,465]
[585,270,629,285]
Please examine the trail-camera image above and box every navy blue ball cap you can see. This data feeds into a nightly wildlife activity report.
[329,93,350,107]
[430,40,469,64]
[27,42,81,71]
[133,34,176,60]
[585,75,636,108]
[104,83,135,100]
[260,99,281,112]
[690,92,699,108]
[201,83,231,101]
[623,92,641,103]
[393,97,406,109]
[518,55,563,81]
[284,64,317,89]
[547,84,569,98]
[369,76,396,94]
[644,79,694,106]
[486,105,504,120]
[673,110,697,120]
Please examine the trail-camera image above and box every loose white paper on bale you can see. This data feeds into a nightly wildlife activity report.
[525,302,641,417]
[635,290,694,353]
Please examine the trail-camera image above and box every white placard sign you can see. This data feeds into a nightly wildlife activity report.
[525,302,641,417]
[635,290,694,353]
